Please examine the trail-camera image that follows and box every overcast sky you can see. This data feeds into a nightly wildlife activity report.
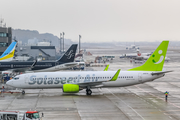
[0,0,180,42]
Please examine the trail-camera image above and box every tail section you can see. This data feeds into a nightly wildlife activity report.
[0,41,17,61]
[137,50,141,56]
[57,44,78,63]
[128,41,169,71]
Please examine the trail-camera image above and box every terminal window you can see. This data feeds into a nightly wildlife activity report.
[0,42,8,47]
[0,32,8,37]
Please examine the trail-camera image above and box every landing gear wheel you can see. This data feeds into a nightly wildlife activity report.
[22,90,25,95]
[86,89,92,95]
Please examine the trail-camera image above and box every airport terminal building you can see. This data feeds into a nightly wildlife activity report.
[0,26,12,55]
[15,45,56,61]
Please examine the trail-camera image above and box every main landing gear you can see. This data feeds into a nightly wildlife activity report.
[86,88,92,95]
[22,90,25,95]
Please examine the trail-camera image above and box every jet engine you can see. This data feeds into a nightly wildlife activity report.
[62,84,81,93]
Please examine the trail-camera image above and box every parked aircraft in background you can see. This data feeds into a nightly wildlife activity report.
[119,53,137,59]
[0,44,78,72]
[133,49,170,62]
[0,41,17,61]
[120,49,170,62]
[6,41,172,95]
[126,44,139,50]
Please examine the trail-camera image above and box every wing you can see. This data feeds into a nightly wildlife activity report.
[76,69,121,88]
[11,60,37,72]
[63,62,78,67]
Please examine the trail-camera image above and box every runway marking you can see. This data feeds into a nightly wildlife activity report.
[34,89,42,110]
[106,88,145,120]
[135,85,180,109]
[72,97,82,120]
[5,93,18,110]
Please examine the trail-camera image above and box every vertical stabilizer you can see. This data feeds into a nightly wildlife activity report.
[0,41,17,61]
[57,44,77,63]
[128,41,169,71]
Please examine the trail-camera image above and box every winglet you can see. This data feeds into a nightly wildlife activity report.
[31,60,37,68]
[110,69,121,81]
[104,65,109,71]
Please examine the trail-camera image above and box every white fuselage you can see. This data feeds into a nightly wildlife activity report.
[6,71,164,89]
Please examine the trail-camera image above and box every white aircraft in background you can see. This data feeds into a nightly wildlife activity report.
[134,49,170,62]
[6,41,172,95]
[126,44,139,50]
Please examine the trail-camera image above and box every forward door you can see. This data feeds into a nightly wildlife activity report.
[138,73,142,83]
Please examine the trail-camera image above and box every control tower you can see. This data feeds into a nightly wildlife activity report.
[0,18,12,55]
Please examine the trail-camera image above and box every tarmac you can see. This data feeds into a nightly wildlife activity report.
[0,47,180,120]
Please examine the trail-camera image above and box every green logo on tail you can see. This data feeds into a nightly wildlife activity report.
[128,41,169,71]
[152,50,164,64]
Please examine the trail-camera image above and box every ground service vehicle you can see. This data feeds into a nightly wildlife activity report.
[0,110,42,120]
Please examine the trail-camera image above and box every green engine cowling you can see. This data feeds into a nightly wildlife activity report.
[63,84,80,93]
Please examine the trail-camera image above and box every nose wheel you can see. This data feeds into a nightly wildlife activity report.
[86,89,92,95]
[22,90,25,95]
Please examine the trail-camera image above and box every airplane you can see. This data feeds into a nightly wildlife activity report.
[119,53,137,59]
[0,44,78,72]
[0,41,17,61]
[126,44,139,50]
[6,41,172,95]
[133,49,170,62]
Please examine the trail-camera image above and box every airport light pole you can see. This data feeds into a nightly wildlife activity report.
[62,32,65,52]
[60,33,62,53]
[79,35,81,53]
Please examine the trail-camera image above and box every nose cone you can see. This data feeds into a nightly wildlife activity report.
[6,80,13,87]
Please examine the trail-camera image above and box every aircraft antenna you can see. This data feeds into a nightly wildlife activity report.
[0,17,4,27]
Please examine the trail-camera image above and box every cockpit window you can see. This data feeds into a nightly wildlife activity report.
[14,77,19,80]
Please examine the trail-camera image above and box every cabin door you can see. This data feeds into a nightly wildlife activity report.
[55,62,59,69]
[11,64,13,68]
[138,73,142,83]
[25,74,29,84]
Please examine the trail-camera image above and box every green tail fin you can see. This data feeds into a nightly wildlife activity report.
[128,41,169,71]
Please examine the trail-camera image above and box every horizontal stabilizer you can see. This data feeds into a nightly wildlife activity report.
[151,70,173,75]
